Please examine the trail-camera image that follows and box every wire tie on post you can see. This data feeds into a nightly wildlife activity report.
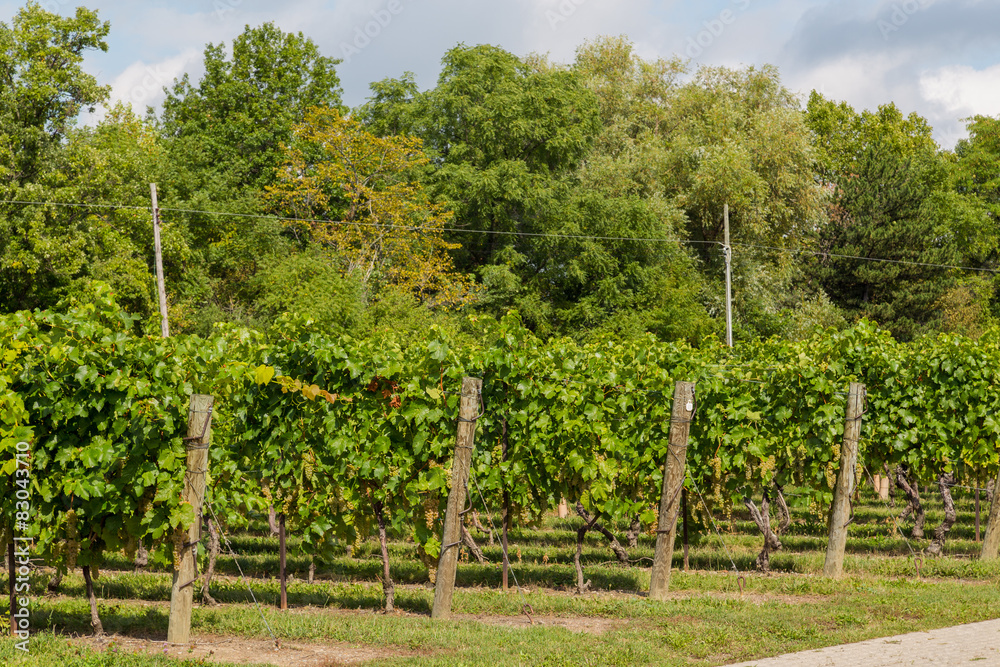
[178,577,199,591]
[183,406,213,445]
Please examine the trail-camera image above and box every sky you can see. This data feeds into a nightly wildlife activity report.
[4,0,1000,150]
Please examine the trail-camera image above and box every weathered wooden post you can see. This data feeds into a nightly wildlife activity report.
[279,513,288,610]
[823,383,864,578]
[7,539,14,637]
[980,471,1000,560]
[649,381,695,600]
[557,498,569,519]
[167,394,213,644]
[431,377,482,620]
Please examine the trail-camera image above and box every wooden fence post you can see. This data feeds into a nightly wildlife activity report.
[167,394,213,644]
[431,376,481,620]
[975,488,981,543]
[980,470,1000,560]
[279,513,288,610]
[7,539,14,637]
[557,498,569,519]
[649,381,695,600]
[823,383,864,578]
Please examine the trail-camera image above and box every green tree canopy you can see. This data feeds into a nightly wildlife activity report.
[159,22,343,245]
[360,43,711,340]
[0,1,109,188]
[0,104,179,315]
[155,22,343,331]
[806,95,991,340]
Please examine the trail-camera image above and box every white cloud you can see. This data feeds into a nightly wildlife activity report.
[78,50,202,127]
[106,50,202,113]
[919,63,1000,117]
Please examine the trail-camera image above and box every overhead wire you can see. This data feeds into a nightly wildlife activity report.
[5,197,996,274]
[0,198,712,248]
[731,241,1000,275]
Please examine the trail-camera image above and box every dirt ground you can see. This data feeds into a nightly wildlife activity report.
[74,633,420,666]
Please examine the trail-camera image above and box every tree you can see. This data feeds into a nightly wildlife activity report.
[0,2,114,312]
[954,115,1000,258]
[574,39,828,341]
[360,44,713,340]
[805,95,989,339]
[159,22,343,246]
[155,22,343,330]
[0,102,178,316]
[0,2,109,189]
[265,106,474,309]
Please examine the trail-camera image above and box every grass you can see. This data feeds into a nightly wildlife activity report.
[3,487,999,665]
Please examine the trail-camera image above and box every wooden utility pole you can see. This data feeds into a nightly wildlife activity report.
[823,383,864,578]
[431,376,482,620]
[981,469,1000,560]
[150,183,169,338]
[279,514,288,610]
[723,203,733,348]
[167,394,213,644]
[649,381,696,600]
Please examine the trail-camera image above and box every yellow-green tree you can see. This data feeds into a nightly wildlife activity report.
[266,107,473,308]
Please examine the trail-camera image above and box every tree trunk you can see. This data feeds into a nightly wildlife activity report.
[626,515,641,550]
[375,501,394,612]
[884,463,896,507]
[773,484,791,535]
[574,511,599,594]
[575,501,629,564]
[460,524,486,564]
[308,558,316,584]
[82,565,103,635]
[895,465,925,538]
[926,472,957,557]
[987,479,995,507]
[471,510,493,546]
[47,570,63,593]
[744,491,782,573]
[134,542,149,572]
[202,517,219,605]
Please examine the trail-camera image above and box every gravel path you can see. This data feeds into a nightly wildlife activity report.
[725,618,1000,666]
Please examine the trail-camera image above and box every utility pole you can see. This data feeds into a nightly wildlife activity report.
[151,183,169,337]
[724,203,733,348]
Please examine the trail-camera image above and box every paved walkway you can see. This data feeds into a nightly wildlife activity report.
[725,618,1000,666]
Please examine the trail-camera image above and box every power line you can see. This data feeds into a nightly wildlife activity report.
[0,199,150,211]
[4,197,996,274]
[0,198,713,247]
[732,241,1000,275]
